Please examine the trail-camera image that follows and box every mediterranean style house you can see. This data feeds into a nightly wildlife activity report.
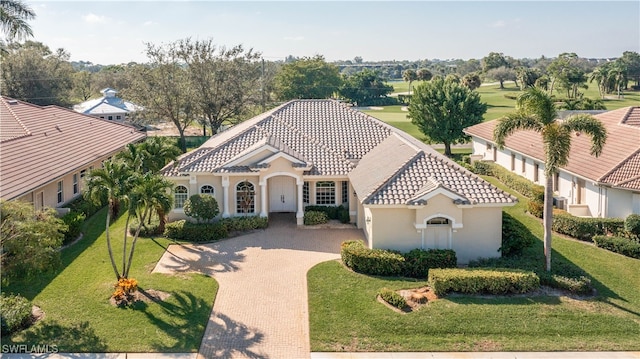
[163,100,516,263]
[465,106,640,219]
[73,88,142,121]
[0,96,146,210]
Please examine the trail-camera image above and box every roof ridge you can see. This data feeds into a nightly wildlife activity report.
[0,97,32,142]
[362,150,424,204]
[619,106,635,125]
[598,147,640,183]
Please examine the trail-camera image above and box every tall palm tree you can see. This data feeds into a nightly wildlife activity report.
[140,136,181,173]
[123,173,173,278]
[0,0,36,42]
[493,87,607,271]
[403,69,417,96]
[84,160,133,279]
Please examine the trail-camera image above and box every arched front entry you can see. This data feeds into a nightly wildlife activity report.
[268,176,297,212]
[421,215,454,250]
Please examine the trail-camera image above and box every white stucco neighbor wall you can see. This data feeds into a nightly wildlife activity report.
[607,188,635,219]
[452,207,502,264]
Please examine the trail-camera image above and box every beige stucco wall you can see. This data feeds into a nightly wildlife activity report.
[367,199,503,264]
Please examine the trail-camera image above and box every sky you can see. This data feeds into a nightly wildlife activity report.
[28,1,640,65]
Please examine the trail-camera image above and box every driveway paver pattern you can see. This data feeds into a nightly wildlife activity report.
[153,214,365,359]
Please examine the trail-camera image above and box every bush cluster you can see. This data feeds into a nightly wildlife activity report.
[164,220,228,242]
[593,235,640,259]
[304,210,329,225]
[538,273,592,295]
[60,211,86,245]
[378,288,407,309]
[305,205,350,224]
[469,161,543,217]
[128,216,163,237]
[164,216,268,242]
[500,212,536,257]
[183,194,220,223]
[220,216,269,232]
[66,195,103,218]
[341,240,457,278]
[0,294,32,335]
[624,214,640,238]
[340,241,405,276]
[428,268,540,297]
[402,248,457,278]
[552,210,624,241]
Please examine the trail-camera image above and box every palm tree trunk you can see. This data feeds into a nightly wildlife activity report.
[544,175,554,272]
[124,207,150,278]
[105,207,122,280]
[122,213,130,276]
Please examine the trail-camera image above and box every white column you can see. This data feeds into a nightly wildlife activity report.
[260,180,268,217]
[296,179,304,225]
[222,176,230,218]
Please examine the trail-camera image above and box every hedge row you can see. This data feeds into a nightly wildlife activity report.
[340,240,457,278]
[470,161,543,217]
[501,212,536,257]
[164,216,268,242]
[552,210,624,241]
[378,288,407,309]
[305,205,350,224]
[304,211,329,225]
[538,273,593,295]
[428,268,540,297]
[593,235,640,259]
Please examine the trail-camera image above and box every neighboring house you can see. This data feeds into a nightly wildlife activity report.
[464,106,640,219]
[162,100,516,263]
[0,96,146,210]
[73,88,143,121]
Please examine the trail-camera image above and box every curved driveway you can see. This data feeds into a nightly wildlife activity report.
[153,214,365,359]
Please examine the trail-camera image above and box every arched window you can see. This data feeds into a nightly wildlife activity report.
[427,217,450,225]
[236,181,255,214]
[174,186,188,209]
[200,185,215,196]
[316,181,335,205]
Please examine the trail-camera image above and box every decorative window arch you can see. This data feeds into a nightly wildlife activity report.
[174,185,188,209]
[200,185,215,196]
[236,181,255,214]
[427,217,450,225]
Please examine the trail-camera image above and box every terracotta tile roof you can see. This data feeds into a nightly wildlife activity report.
[0,96,146,200]
[464,107,640,190]
[350,134,516,205]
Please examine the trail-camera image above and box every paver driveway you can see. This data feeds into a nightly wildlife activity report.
[153,214,365,359]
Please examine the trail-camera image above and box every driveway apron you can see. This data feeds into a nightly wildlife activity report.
[153,213,365,359]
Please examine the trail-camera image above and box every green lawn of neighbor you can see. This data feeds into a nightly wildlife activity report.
[1,209,218,353]
[308,177,640,352]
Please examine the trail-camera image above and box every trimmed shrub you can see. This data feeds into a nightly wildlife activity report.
[220,216,269,232]
[500,212,536,257]
[593,235,640,259]
[624,214,640,237]
[183,194,220,223]
[340,240,405,276]
[552,211,624,241]
[402,249,457,278]
[0,294,32,335]
[128,216,162,237]
[378,288,407,310]
[428,268,540,296]
[66,195,103,218]
[304,211,329,225]
[304,205,350,223]
[538,273,592,295]
[61,211,86,245]
[163,220,228,242]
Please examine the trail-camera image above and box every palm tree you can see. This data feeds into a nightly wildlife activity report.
[140,136,181,173]
[0,0,36,42]
[84,160,133,279]
[493,87,607,271]
[123,173,173,278]
[403,69,417,95]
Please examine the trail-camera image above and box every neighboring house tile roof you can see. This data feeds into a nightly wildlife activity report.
[164,99,516,207]
[464,107,640,190]
[0,96,146,201]
[73,88,142,116]
[350,133,516,205]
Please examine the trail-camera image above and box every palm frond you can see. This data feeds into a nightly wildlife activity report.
[493,113,541,148]
[562,114,608,157]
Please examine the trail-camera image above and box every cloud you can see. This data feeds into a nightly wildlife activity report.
[82,13,108,24]
[143,20,155,26]
[284,36,304,41]
[490,20,507,28]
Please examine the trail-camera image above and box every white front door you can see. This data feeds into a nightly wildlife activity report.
[269,177,296,212]
[425,225,451,249]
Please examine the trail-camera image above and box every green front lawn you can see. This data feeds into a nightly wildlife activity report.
[2,209,218,352]
[308,178,640,352]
